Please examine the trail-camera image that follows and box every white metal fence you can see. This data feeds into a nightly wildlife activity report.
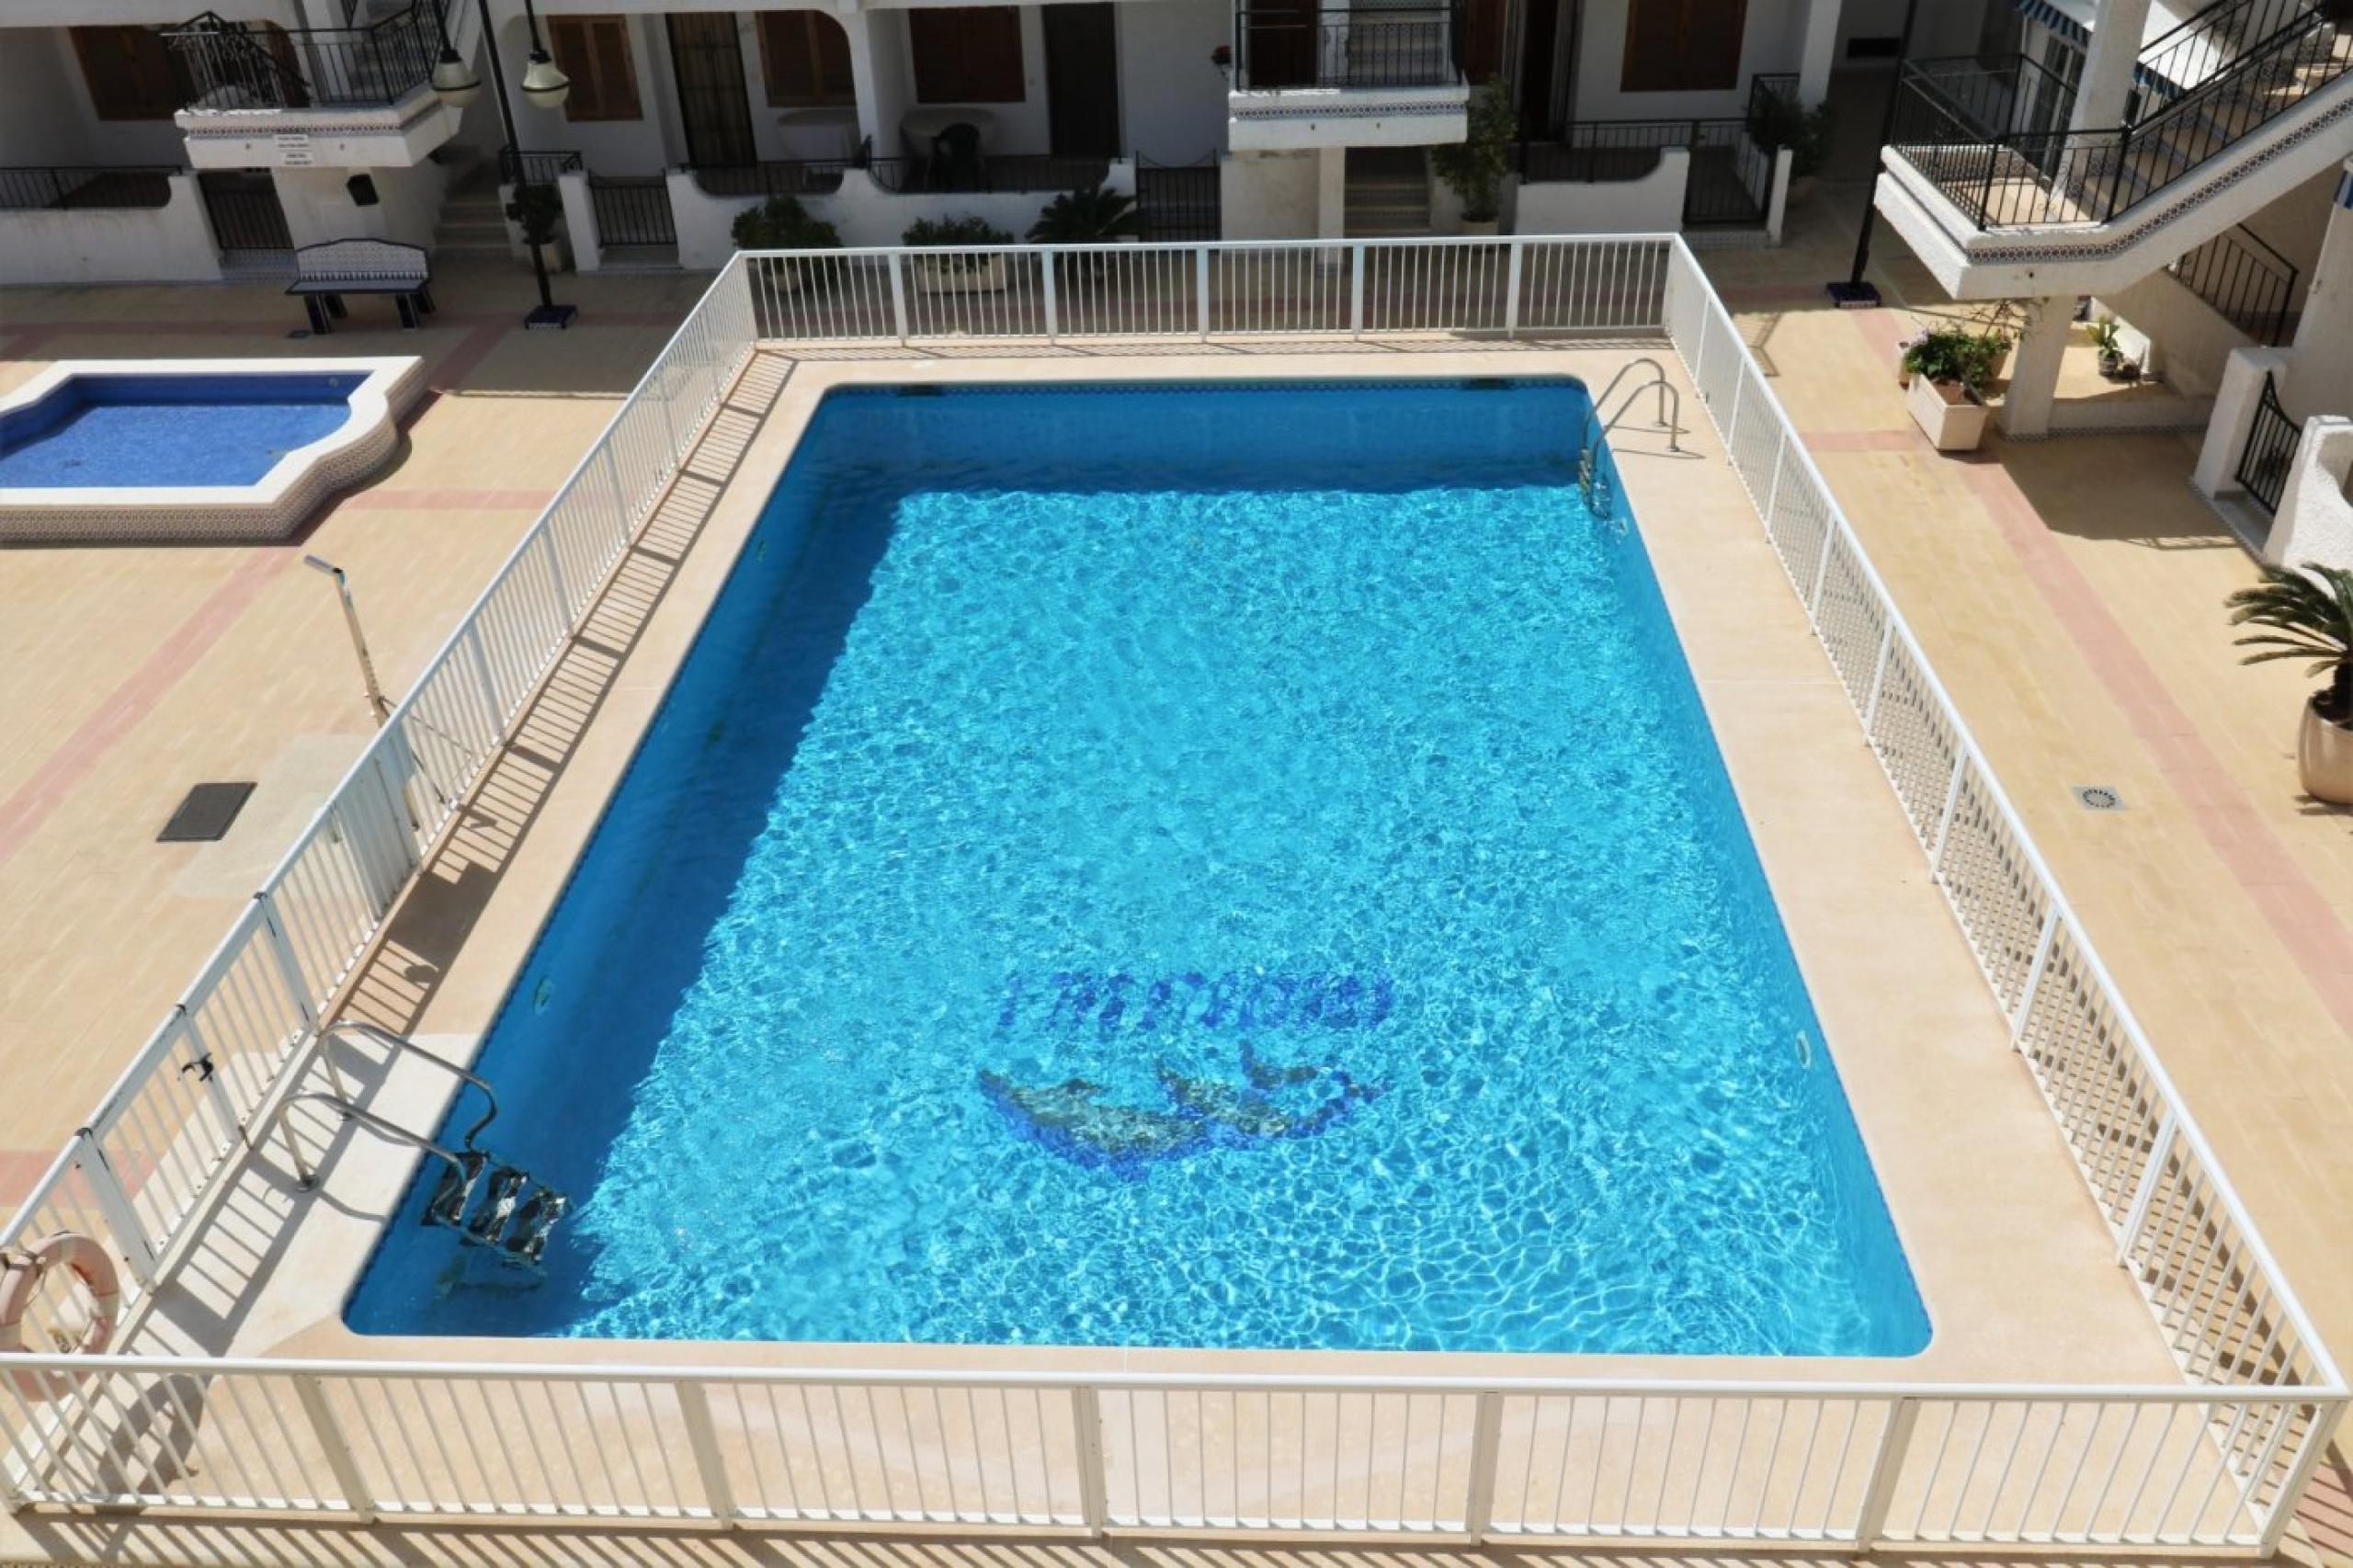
[1,236,2341,1552]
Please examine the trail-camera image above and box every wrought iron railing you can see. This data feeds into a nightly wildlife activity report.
[2169,223,2302,343]
[692,159,858,199]
[0,165,182,211]
[2137,0,2322,104]
[1517,120,1772,225]
[866,153,1112,195]
[500,148,585,189]
[588,175,677,248]
[1888,6,2352,231]
[1233,4,1459,89]
[2235,370,2303,513]
[165,0,447,110]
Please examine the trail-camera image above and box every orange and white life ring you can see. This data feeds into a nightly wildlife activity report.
[0,1232,119,1401]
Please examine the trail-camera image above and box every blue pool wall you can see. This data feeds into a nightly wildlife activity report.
[344,378,1928,1355]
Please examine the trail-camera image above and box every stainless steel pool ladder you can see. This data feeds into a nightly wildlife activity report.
[1578,359,1685,525]
[263,1021,568,1267]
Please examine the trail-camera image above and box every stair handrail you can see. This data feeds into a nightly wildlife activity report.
[2136,0,2318,101]
[165,10,310,108]
[262,1091,471,1191]
[316,1020,500,1148]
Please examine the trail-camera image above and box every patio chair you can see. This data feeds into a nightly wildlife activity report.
[929,122,983,192]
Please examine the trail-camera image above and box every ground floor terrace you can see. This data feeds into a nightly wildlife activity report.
[0,187,2347,1562]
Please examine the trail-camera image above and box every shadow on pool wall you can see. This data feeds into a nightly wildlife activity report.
[344,379,1928,1358]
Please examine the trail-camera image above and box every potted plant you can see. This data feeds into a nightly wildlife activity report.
[1745,91,1836,207]
[2088,314,2126,378]
[730,196,841,293]
[1431,77,1514,235]
[505,181,571,272]
[2227,562,2353,803]
[1900,325,2008,451]
[904,214,1015,292]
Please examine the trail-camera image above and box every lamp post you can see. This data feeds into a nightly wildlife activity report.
[431,0,577,329]
[303,555,392,726]
[1826,0,1923,308]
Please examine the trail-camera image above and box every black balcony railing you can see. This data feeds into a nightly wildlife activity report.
[693,159,859,199]
[0,165,182,210]
[2136,0,2319,104]
[165,0,446,111]
[1233,5,1458,90]
[2169,223,2302,344]
[866,153,1113,195]
[588,176,676,248]
[1889,6,2353,232]
[2234,371,2302,514]
[501,149,585,189]
[1517,119,1771,226]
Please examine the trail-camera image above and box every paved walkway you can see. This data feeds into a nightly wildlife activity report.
[3,188,2349,1562]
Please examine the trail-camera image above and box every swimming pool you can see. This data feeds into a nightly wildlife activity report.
[0,371,362,489]
[346,378,1929,1357]
[0,358,422,543]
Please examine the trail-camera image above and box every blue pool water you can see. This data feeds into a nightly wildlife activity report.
[346,380,1929,1356]
[0,372,363,489]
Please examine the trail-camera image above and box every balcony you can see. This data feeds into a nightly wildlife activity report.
[164,1,466,170]
[1227,2,1466,151]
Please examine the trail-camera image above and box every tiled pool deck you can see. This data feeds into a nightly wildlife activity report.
[1,196,2347,1562]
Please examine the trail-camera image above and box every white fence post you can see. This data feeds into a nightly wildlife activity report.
[1861,622,1894,731]
[1350,245,1366,338]
[73,1131,158,1287]
[293,1374,377,1520]
[1462,1389,1505,1535]
[2262,1398,2349,1556]
[2115,1109,2178,1263]
[887,252,909,345]
[676,1381,738,1525]
[1806,527,1837,618]
[2009,908,2062,1042]
[540,528,572,620]
[255,891,318,1030]
[1503,242,1523,339]
[1762,435,1787,536]
[172,1008,240,1151]
[1854,1397,1920,1549]
[465,623,506,742]
[1197,246,1211,340]
[1073,1385,1109,1535]
[1041,250,1060,343]
[1929,755,1969,872]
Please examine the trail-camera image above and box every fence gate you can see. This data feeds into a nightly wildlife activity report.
[1135,156,1221,242]
[198,169,293,257]
[589,175,677,249]
[1681,122,1768,226]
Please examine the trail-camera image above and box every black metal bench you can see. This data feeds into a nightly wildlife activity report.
[287,239,435,334]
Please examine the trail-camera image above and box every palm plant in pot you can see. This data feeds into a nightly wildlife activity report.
[2227,562,2353,803]
[1028,185,1140,277]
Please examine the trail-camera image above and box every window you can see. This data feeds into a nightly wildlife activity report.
[909,7,1023,103]
[758,11,856,107]
[548,15,642,120]
[1619,0,1746,93]
[72,26,182,120]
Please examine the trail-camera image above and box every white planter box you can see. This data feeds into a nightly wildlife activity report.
[1905,372,1990,452]
[913,255,1008,294]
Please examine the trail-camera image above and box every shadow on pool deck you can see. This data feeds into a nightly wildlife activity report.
[111,352,798,1367]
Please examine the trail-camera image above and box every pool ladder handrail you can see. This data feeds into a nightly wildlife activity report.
[1586,357,1685,457]
[313,1019,499,1148]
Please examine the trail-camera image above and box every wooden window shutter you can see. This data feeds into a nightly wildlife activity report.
[1619,0,1746,93]
[72,26,182,120]
[551,15,642,120]
[1686,0,1747,91]
[910,7,1024,103]
[760,12,855,107]
[1618,4,1680,92]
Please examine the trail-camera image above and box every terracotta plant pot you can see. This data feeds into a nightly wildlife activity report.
[2298,698,2353,804]
[1904,372,1989,451]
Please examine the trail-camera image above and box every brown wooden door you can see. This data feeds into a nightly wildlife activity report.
[666,13,758,168]
[1620,0,1745,93]
[1044,4,1121,155]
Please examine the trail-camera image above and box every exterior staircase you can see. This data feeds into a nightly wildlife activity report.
[1873,0,2353,300]
[433,165,514,264]
[1344,147,1431,236]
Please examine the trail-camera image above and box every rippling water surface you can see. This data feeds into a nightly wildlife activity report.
[346,381,1928,1356]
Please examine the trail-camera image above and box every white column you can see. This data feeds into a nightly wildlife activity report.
[1795,0,1842,105]
[1999,295,2074,438]
[2287,160,2353,415]
[2068,0,2156,132]
[844,4,890,158]
[1316,146,1347,241]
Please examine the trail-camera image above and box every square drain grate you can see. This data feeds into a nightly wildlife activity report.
[2073,784,2126,812]
[158,781,256,843]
